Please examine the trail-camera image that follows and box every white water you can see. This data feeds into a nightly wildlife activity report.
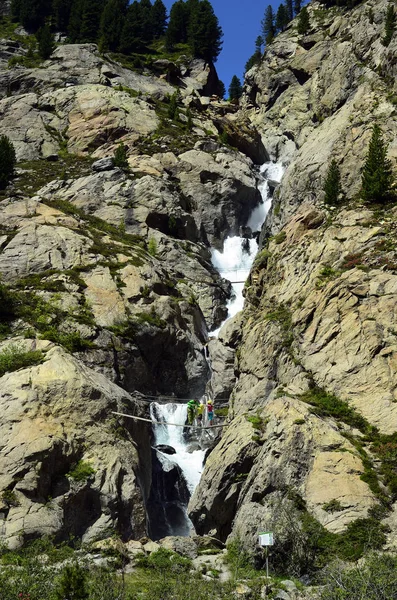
[150,403,206,494]
[210,161,284,336]
[149,161,284,537]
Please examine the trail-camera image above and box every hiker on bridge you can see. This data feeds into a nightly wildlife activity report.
[207,400,214,426]
[187,399,200,425]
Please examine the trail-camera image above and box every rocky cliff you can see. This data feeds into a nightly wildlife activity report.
[190,0,397,571]
[0,28,263,547]
[0,0,396,574]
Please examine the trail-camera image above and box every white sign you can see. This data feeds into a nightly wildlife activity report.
[258,532,274,546]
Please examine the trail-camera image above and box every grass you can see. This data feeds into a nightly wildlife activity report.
[2,155,93,200]
[300,386,371,433]
[0,344,44,377]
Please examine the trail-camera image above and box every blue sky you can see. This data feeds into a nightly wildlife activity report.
[162,0,290,91]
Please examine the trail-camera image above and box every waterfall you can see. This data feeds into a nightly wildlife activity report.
[151,403,206,494]
[210,161,284,336]
[148,161,284,538]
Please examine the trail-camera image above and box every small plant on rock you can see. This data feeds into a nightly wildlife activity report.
[67,460,96,482]
[113,142,130,171]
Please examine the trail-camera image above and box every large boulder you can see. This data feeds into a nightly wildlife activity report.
[0,345,149,548]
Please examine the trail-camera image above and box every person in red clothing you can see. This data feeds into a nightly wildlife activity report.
[207,400,214,426]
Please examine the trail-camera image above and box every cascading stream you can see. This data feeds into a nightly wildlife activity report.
[151,403,206,494]
[148,161,284,538]
[210,162,284,336]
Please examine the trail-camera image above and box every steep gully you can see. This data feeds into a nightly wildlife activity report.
[147,162,284,540]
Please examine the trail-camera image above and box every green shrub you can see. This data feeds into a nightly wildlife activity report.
[322,499,342,513]
[274,230,287,244]
[40,328,95,353]
[1,489,19,507]
[382,3,395,47]
[67,460,96,482]
[320,552,397,599]
[113,142,130,171]
[0,345,43,377]
[135,547,191,573]
[148,237,158,256]
[54,563,88,600]
[135,308,166,329]
[301,387,370,433]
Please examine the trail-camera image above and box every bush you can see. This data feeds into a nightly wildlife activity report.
[320,552,397,599]
[135,547,191,573]
[0,344,43,377]
[113,142,130,171]
[54,563,88,600]
[0,134,16,189]
[40,328,95,353]
[67,460,96,482]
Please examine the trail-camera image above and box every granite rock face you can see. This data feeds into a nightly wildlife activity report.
[0,345,148,548]
[189,0,397,561]
[0,35,264,546]
[243,0,397,233]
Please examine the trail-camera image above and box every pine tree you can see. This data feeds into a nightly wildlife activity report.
[140,0,154,45]
[285,0,293,21]
[53,0,73,31]
[294,0,302,15]
[151,0,167,38]
[98,0,126,52]
[12,0,52,31]
[297,6,310,34]
[54,564,88,600]
[165,0,188,50]
[168,91,179,119]
[113,142,129,170]
[217,80,226,98]
[361,124,394,203]
[323,159,342,205]
[245,36,263,72]
[276,3,289,32]
[0,135,16,190]
[186,108,193,130]
[228,75,242,101]
[119,1,144,52]
[382,3,395,47]
[79,0,104,42]
[188,0,223,64]
[262,6,275,45]
[36,23,55,58]
[67,0,83,41]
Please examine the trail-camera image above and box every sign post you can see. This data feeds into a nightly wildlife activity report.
[258,532,274,579]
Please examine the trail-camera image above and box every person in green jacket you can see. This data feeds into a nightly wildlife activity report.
[187,399,199,425]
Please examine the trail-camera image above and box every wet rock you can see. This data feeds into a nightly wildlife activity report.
[155,445,176,455]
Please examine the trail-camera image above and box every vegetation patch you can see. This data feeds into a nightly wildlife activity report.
[66,460,96,482]
[322,499,343,513]
[0,344,44,377]
[300,387,371,433]
[40,328,95,353]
